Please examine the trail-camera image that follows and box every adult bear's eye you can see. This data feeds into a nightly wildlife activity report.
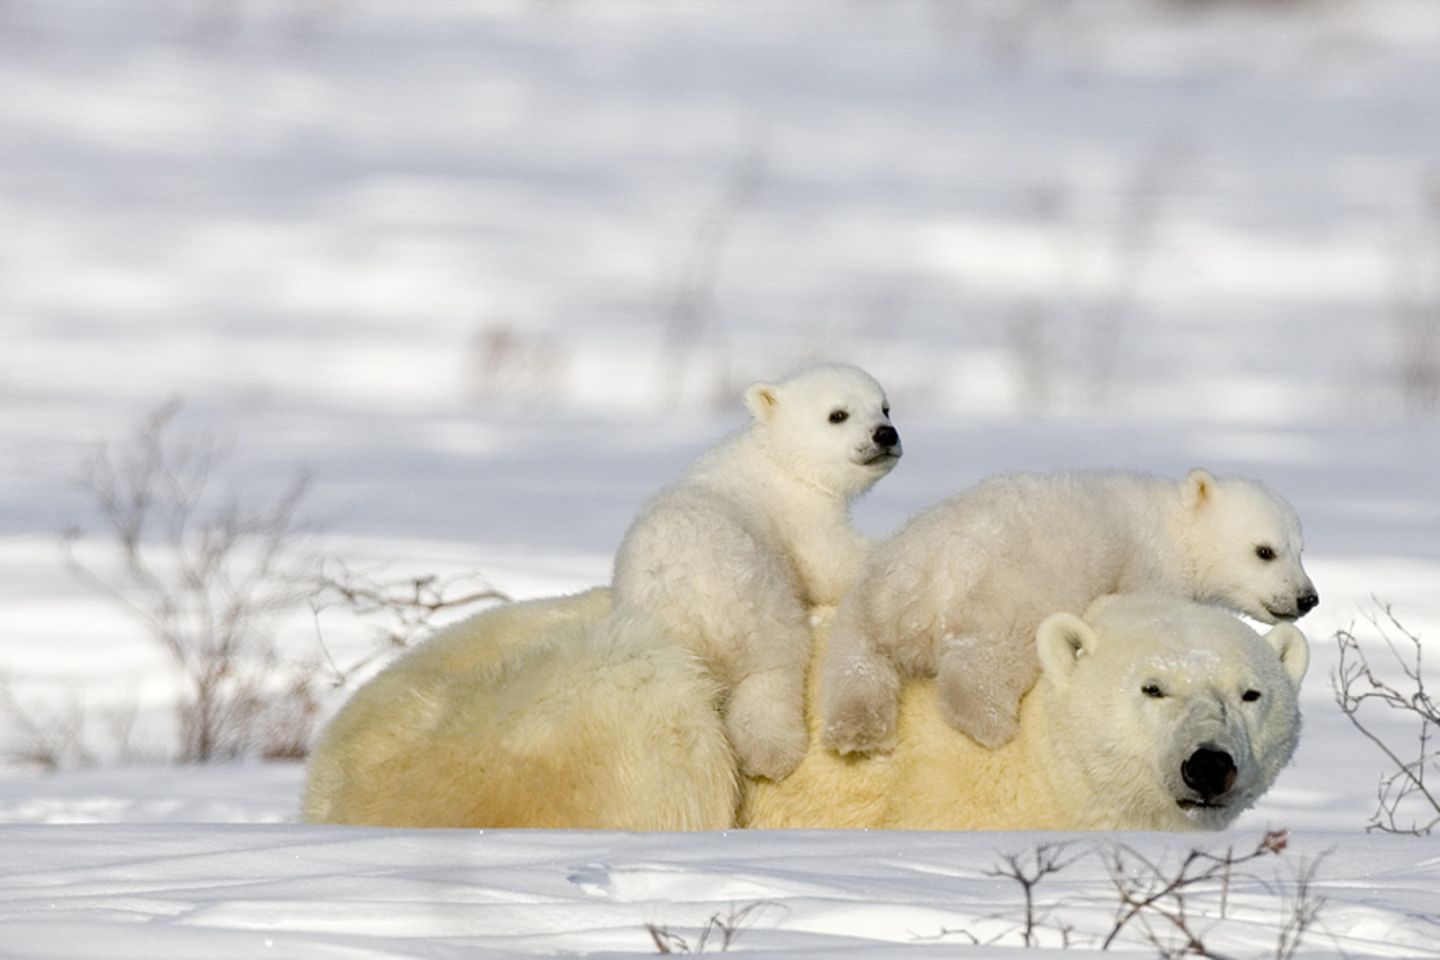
[1141,683,1165,699]
[829,409,849,424]
[1242,689,1262,702]
[1255,545,1276,562]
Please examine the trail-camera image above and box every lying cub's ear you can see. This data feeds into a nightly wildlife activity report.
[1182,468,1217,510]
[1263,622,1309,686]
[1036,612,1100,690]
[744,382,780,422]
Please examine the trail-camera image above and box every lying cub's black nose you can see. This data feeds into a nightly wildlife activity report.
[1182,747,1236,800]
[1296,592,1319,616]
[873,425,899,447]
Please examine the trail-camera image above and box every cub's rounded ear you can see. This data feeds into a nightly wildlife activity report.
[744,383,779,422]
[1036,612,1100,690]
[1263,622,1309,687]
[1182,467,1218,510]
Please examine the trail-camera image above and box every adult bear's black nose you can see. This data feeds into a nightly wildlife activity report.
[873,424,899,448]
[1181,746,1237,801]
[1296,592,1319,616]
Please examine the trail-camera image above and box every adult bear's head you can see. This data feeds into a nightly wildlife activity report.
[1036,592,1309,831]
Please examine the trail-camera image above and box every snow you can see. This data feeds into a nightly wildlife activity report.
[2,0,1439,956]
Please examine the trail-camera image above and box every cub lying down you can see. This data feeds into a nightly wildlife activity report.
[303,591,1308,832]
[819,468,1317,757]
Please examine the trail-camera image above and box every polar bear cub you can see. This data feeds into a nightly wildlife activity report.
[613,363,901,780]
[819,468,1317,757]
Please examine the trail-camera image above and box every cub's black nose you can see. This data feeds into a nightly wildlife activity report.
[873,425,899,448]
[1181,747,1236,800]
[1296,592,1319,616]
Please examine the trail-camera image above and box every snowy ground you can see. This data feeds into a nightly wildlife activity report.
[1,0,1438,956]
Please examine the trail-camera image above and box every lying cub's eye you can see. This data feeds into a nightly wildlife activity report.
[828,409,849,424]
[882,406,891,418]
[1141,683,1165,699]
[1242,689,1263,702]
[1255,545,1276,562]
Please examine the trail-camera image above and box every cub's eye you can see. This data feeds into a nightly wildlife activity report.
[1255,545,1276,562]
[1242,689,1262,702]
[828,409,849,424]
[882,406,890,418]
[1141,683,1165,699]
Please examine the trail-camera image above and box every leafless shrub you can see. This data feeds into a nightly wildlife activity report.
[309,561,509,689]
[1100,828,1314,958]
[989,842,1085,947]
[0,675,151,769]
[922,829,1327,958]
[647,902,772,954]
[1333,602,1439,835]
[60,399,318,764]
[1390,168,1440,418]
[1011,137,1193,410]
[0,675,97,770]
[657,137,766,411]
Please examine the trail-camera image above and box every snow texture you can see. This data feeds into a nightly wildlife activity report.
[1,0,1438,956]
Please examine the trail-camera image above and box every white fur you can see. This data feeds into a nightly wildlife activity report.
[818,468,1317,756]
[612,363,900,779]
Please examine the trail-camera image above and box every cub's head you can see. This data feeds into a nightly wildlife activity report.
[744,363,901,498]
[1036,593,1309,831]
[1177,468,1318,623]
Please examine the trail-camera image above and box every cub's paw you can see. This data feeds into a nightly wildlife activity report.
[733,723,809,781]
[821,695,898,757]
[936,682,1020,749]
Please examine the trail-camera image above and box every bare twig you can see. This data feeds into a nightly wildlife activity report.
[1332,602,1439,834]
[645,902,772,954]
[988,842,1085,947]
[1102,829,1291,956]
[657,137,766,411]
[308,561,509,688]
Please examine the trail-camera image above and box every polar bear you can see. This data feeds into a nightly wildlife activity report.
[748,592,1310,831]
[302,591,737,829]
[611,363,900,780]
[818,468,1318,757]
[302,590,1308,832]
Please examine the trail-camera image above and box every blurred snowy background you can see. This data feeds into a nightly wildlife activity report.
[1,3,1439,956]
[1,0,1437,815]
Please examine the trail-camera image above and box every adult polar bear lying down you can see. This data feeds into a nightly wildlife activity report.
[303,589,1309,831]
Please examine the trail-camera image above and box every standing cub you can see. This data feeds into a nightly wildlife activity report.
[818,468,1317,756]
[613,364,901,780]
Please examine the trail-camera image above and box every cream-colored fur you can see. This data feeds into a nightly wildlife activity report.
[612,363,900,780]
[750,594,1308,831]
[818,469,1318,757]
[302,589,738,829]
[304,590,1307,832]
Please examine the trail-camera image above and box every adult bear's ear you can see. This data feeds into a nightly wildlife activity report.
[1263,622,1309,687]
[1182,468,1217,511]
[744,382,779,422]
[1036,612,1099,690]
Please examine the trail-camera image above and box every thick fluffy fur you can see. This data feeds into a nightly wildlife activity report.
[304,590,1307,832]
[612,363,900,780]
[818,468,1318,756]
[749,593,1309,831]
[302,589,737,829]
